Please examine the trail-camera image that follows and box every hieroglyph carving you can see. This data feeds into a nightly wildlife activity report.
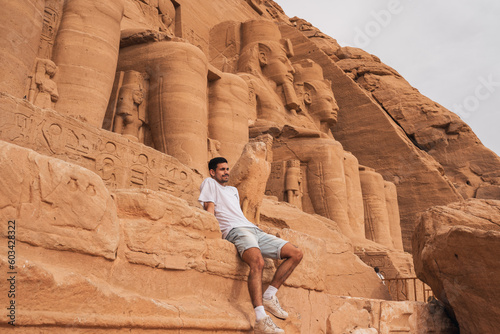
[0,97,201,205]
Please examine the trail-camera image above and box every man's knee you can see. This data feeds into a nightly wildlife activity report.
[292,247,303,263]
[242,247,265,271]
[281,243,303,263]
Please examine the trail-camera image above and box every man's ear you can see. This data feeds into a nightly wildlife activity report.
[209,169,215,177]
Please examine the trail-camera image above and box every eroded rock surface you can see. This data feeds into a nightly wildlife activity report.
[413,199,500,334]
[0,141,119,259]
[336,48,500,201]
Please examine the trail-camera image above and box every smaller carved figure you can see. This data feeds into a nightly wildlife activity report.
[113,71,146,142]
[29,58,59,109]
[285,159,303,209]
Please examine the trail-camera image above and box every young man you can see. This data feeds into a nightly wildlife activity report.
[199,157,303,334]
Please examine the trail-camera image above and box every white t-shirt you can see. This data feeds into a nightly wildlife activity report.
[198,177,255,238]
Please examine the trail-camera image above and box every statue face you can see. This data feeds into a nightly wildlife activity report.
[310,87,339,125]
[132,89,144,105]
[117,86,143,110]
[260,44,295,86]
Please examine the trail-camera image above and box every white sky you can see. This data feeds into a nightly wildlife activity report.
[279,0,500,156]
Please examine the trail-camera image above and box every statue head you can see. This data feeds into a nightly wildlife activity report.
[304,81,338,125]
[238,20,295,87]
[117,71,144,112]
[294,59,339,127]
[45,61,58,77]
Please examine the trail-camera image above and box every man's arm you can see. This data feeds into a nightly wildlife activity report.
[203,201,215,215]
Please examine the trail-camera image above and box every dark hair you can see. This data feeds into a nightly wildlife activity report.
[374,267,380,273]
[208,157,228,171]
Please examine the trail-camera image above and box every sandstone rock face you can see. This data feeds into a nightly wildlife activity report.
[413,199,500,334]
[335,48,500,201]
[325,297,457,334]
[0,140,119,259]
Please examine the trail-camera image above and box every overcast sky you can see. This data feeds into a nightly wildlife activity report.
[279,0,500,156]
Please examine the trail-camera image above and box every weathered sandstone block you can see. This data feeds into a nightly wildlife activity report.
[229,134,273,224]
[413,199,500,334]
[0,141,119,259]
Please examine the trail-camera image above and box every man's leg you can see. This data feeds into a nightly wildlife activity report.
[269,243,303,289]
[241,247,265,307]
[261,242,303,320]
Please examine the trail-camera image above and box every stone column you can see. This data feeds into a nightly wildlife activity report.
[208,73,250,167]
[344,151,365,241]
[0,0,44,98]
[359,166,393,248]
[52,0,124,127]
[384,181,404,251]
[118,41,209,173]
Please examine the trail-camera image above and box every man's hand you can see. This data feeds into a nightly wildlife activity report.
[203,202,215,215]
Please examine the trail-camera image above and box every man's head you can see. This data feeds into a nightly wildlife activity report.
[208,157,229,185]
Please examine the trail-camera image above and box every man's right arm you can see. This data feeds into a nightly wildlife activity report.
[203,201,215,215]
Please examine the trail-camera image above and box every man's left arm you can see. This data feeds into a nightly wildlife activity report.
[204,201,215,215]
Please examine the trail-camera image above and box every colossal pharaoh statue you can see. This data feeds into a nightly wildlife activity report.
[210,19,404,249]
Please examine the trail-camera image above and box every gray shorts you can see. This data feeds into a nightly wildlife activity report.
[225,227,288,259]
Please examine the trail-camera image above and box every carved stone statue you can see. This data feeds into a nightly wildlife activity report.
[208,73,251,167]
[52,0,124,127]
[228,135,273,224]
[112,70,146,142]
[359,166,394,248]
[384,181,404,251]
[236,20,301,128]
[285,159,303,209]
[344,151,366,241]
[210,21,355,238]
[116,41,209,173]
[28,58,59,109]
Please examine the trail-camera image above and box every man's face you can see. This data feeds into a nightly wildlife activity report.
[210,162,230,185]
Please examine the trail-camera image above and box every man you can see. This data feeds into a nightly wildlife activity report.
[199,157,303,334]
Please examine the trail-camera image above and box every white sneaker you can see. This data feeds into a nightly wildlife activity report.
[254,315,285,333]
[263,295,289,320]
